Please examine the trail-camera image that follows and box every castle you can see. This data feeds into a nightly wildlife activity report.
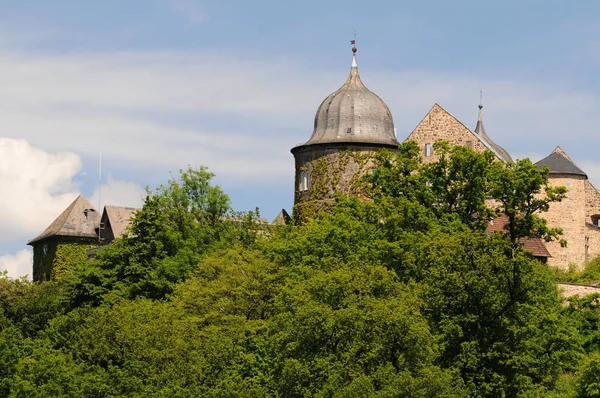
[290,46,600,270]
[30,47,600,279]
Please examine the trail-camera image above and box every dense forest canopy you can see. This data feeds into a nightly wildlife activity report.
[3,142,600,397]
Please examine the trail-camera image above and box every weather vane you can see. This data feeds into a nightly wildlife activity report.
[350,31,357,53]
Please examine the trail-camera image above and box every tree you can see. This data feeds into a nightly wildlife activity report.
[62,166,238,307]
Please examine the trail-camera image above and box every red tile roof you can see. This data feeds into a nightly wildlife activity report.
[487,214,552,258]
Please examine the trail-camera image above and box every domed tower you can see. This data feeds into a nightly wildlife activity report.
[291,46,399,221]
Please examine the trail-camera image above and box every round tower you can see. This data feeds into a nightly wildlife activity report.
[291,46,399,222]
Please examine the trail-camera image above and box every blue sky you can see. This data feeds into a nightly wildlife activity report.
[2,0,600,277]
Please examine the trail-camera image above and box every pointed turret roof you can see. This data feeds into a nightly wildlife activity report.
[534,146,587,177]
[473,101,513,162]
[28,195,99,244]
[272,209,291,225]
[292,47,398,151]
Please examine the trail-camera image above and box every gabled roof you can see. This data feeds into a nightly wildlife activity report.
[487,214,552,258]
[102,206,138,240]
[28,195,99,245]
[412,104,513,163]
[534,146,587,177]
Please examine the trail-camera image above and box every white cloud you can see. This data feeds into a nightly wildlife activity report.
[2,46,599,184]
[0,43,600,188]
[0,138,81,243]
[89,176,146,210]
[0,249,32,280]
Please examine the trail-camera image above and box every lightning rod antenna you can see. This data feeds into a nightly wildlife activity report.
[98,152,102,243]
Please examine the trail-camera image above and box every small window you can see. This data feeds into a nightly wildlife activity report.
[299,171,310,192]
[425,143,432,157]
[346,127,352,134]
[466,141,473,149]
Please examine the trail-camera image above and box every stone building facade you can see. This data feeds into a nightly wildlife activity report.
[405,103,512,163]
[404,105,600,269]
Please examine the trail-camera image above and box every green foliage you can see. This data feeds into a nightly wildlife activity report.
[61,166,240,306]
[578,353,600,397]
[52,239,97,280]
[556,257,600,284]
[2,147,596,397]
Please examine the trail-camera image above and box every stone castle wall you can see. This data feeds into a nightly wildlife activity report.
[292,144,387,222]
[543,175,588,268]
[540,175,600,269]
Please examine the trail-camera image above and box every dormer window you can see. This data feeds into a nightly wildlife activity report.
[83,208,95,220]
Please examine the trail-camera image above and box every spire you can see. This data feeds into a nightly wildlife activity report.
[470,92,514,162]
[474,90,485,135]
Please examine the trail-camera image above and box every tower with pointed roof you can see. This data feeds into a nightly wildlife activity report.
[290,45,399,221]
[534,146,600,268]
[28,195,99,281]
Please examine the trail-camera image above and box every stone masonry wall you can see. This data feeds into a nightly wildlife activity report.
[544,174,588,269]
[585,180,600,221]
[404,104,487,163]
[294,146,379,201]
[292,145,387,222]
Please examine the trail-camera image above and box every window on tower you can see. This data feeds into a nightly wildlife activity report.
[300,171,310,192]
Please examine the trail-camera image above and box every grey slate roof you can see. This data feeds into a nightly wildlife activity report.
[293,51,399,150]
[102,206,138,240]
[535,147,587,177]
[28,195,99,244]
[473,104,513,163]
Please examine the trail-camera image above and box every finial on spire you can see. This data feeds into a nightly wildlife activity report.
[350,33,357,67]
[478,89,484,121]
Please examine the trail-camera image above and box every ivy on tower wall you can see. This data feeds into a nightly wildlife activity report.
[32,237,97,281]
[293,148,382,223]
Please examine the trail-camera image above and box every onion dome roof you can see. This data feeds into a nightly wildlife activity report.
[294,48,399,150]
